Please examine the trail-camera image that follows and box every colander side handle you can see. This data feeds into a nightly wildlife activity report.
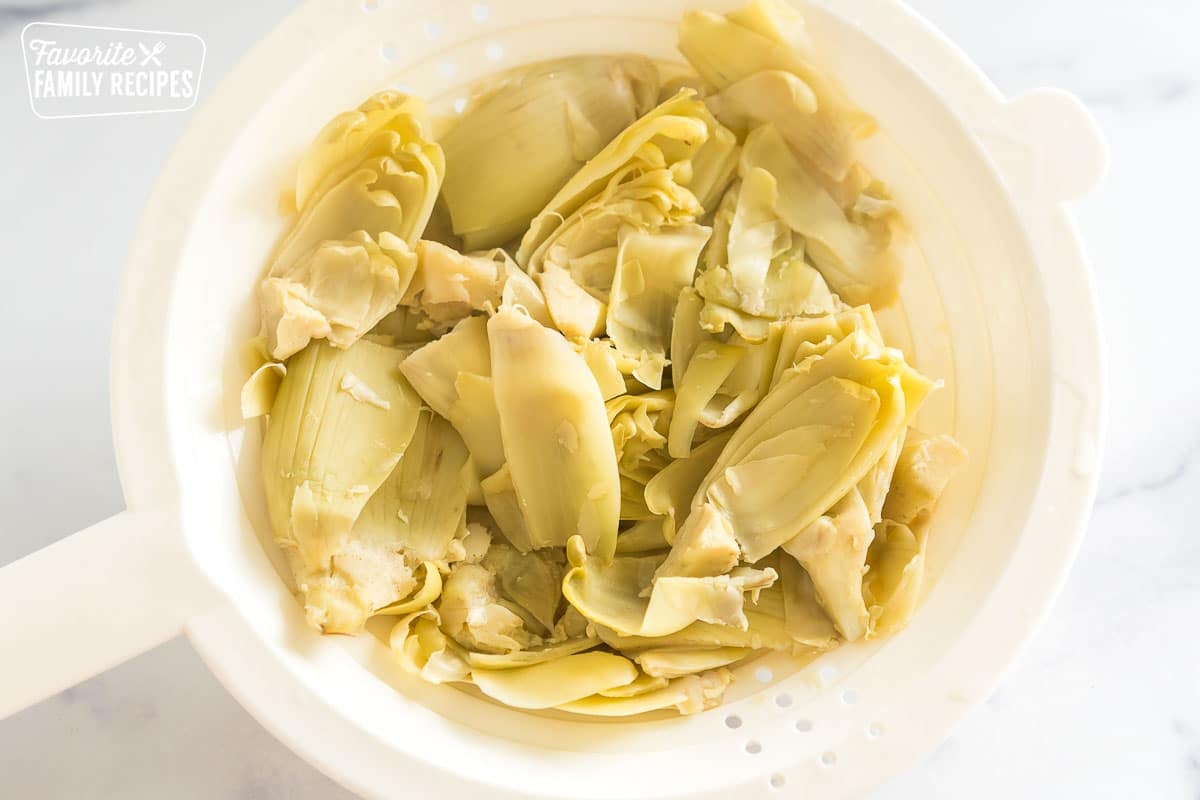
[0,507,219,718]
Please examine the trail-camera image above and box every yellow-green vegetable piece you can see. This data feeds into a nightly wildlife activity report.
[654,503,740,579]
[781,488,874,640]
[368,304,437,346]
[669,308,784,452]
[557,668,733,716]
[643,567,777,635]
[608,223,711,388]
[776,554,837,648]
[479,464,535,552]
[464,635,601,670]
[615,518,671,555]
[693,172,838,336]
[597,672,670,698]
[488,307,621,560]
[272,99,444,276]
[770,306,882,388]
[391,611,472,684]
[645,430,732,542]
[437,562,538,654]
[678,0,873,191]
[882,432,968,525]
[517,90,732,275]
[439,56,661,250]
[607,390,674,484]
[294,91,432,210]
[635,646,750,678]
[482,543,566,634]
[471,652,639,709]
[260,230,416,361]
[400,315,505,477]
[741,124,900,307]
[575,338,634,400]
[240,338,285,419]
[563,537,774,637]
[696,331,933,562]
[862,520,926,637]
[353,409,470,562]
[261,338,423,633]
[668,341,744,457]
[374,561,443,616]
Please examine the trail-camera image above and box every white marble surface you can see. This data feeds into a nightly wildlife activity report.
[0,0,1196,797]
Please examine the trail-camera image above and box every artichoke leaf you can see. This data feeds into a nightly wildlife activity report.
[775,537,839,649]
[295,91,432,210]
[635,647,750,679]
[862,519,926,637]
[678,0,874,191]
[440,56,661,249]
[608,223,711,389]
[488,307,621,560]
[437,562,539,654]
[273,114,444,276]
[645,430,732,542]
[471,652,639,709]
[741,124,900,307]
[353,409,470,563]
[400,315,505,476]
[261,338,423,633]
[557,668,733,716]
[517,90,729,268]
[482,543,566,633]
[882,432,968,525]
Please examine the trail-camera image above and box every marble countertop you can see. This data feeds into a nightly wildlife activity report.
[1,0,1196,797]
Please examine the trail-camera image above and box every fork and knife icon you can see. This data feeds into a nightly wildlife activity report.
[138,41,166,66]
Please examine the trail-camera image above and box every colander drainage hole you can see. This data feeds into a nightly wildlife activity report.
[867,722,884,739]
[795,718,813,732]
[362,0,378,12]
[841,689,859,705]
[485,42,504,61]
[422,20,442,40]
[379,43,397,63]
[471,3,490,22]
[746,740,762,755]
[775,692,793,708]
[452,97,468,114]
[820,751,837,767]
[439,61,458,79]
[769,774,786,789]
[819,665,838,685]
[725,714,742,730]
[755,667,773,683]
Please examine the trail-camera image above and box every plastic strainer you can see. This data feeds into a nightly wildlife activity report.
[0,0,1106,797]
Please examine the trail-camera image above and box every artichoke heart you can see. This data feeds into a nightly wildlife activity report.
[440,55,661,250]
[488,306,621,560]
[272,96,444,276]
[260,338,423,633]
[260,230,417,361]
[741,124,901,307]
[609,223,711,389]
[353,409,470,563]
[695,350,912,562]
[400,315,505,477]
[694,171,839,337]
[678,0,874,195]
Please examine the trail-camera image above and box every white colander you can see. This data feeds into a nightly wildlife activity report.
[0,0,1106,797]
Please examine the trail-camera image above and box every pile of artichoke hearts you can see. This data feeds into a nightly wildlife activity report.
[243,0,966,716]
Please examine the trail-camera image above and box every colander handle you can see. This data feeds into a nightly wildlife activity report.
[0,507,219,718]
